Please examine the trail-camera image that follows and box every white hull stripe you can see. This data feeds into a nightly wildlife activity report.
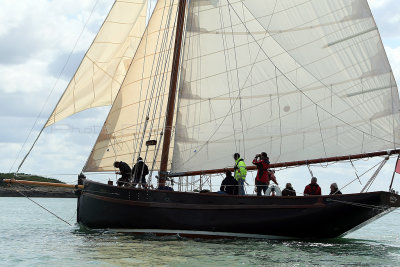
[102,228,295,239]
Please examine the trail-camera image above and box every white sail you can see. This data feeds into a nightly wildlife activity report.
[84,0,179,172]
[172,0,400,173]
[45,0,148,127]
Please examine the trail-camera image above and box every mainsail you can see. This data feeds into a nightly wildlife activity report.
[171,0,400,173]
[45,0,148,127]
[84,0,179,172]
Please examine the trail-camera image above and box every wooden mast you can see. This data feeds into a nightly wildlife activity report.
[159,0,187,187]
[168,149,400,177]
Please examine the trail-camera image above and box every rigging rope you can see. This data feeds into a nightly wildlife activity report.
[274,66,283,162]
[218,3,239,152]
[240,1,255,154]
[349,158,363,185]
[12,183,72,226]
[315,105,328,158]
[307,164,314,178]
[145,2,177,140]
[361,157,388,193]
[227,3,246,158]
[143,0,179,186]
[146,1,177,172]
[133,0,175,173]
[339,158,382,192]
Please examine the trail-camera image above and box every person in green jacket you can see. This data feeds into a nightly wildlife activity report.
[233,153,247,195]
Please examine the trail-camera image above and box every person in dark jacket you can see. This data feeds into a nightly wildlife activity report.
[330,183,342,195]
[282,183,296,196]
[253,152,278,196]
[132,157,149,188]
[303,177,321,195]
[114,161,132,187]
[220,171,238,195]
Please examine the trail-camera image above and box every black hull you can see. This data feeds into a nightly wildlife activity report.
[77,180,400,239]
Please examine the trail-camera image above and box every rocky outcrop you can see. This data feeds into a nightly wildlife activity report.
[0,186,76,198]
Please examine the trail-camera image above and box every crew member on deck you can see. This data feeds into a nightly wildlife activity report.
[330,183,342,195]
[219,171,238,195]
[282,183,296,196]
[304,177,321,195]
[233,153,247,195]
[132,157,149,188]
[114,161,132,187]
[253,152,277,196]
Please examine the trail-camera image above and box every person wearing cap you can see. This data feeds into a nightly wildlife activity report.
[282,183,296,196]
[233,153,247,195]
[304,177,322,196]
[253,152,276,196]
[114,161,132,187]
[329,183,342,195]
[132,157,149,188]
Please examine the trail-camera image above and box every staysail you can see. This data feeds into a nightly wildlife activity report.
[45,0,148,127]
[172,0,400,173]
[84,0,179,172]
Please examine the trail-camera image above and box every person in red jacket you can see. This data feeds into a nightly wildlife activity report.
[304,177,322,195]
[253,152,278,196]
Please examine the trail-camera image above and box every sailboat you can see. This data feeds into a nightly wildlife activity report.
[9,0,400,239]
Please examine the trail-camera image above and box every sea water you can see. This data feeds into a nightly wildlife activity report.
[0,197,399,266]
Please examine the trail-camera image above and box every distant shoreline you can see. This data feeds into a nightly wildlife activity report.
[0,173,77,198]
[0,187,77,198]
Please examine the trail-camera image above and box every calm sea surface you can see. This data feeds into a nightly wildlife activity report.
[0,197,399,266]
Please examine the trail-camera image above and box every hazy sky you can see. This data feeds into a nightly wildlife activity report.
[1,0,400,194]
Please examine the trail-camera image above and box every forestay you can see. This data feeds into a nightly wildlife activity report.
[172,0,400,173]
[45,0,148,127]
[84,0,179,172]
